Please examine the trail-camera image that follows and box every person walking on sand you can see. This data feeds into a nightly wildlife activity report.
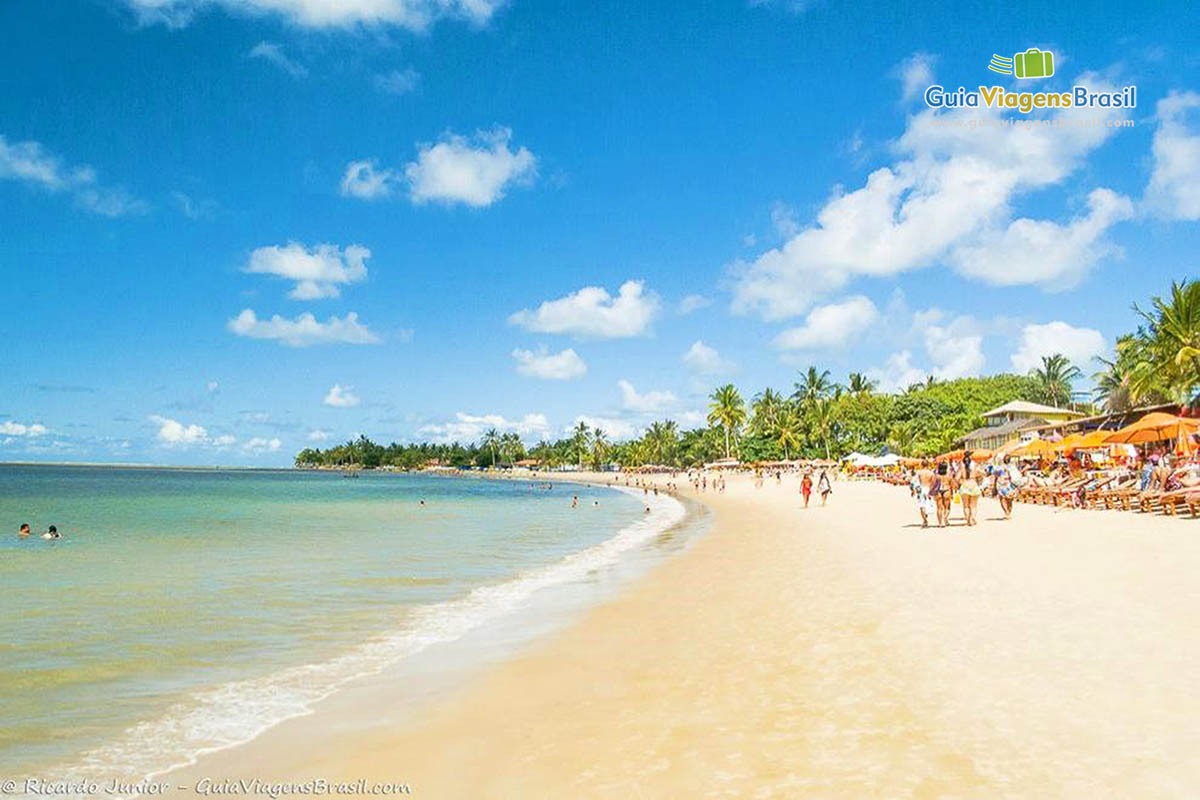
[915,461,935,528]
[959,453,981,527]
[801,471,813,508]
[817,470,832,506]
[994,456,1021,520]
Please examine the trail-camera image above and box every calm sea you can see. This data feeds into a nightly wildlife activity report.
[0,465,686,781]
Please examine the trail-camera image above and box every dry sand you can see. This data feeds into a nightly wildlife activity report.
[169,473,1200,799]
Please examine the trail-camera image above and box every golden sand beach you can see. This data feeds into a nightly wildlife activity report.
[169,473,1200,798]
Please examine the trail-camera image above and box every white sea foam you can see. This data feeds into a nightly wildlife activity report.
[64,486,686,786]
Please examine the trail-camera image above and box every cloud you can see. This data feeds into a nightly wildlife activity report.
[248,41,307,78]
[170,190,215,219]
[677,294,712,315]
[122,0,505,30]
[509,280,659,339]
[511,347,588,380]
[307,429,331,442]
[339,160,399,200]
[773,295,879,350]
[1010,321,1107,372]
[0,421,48,437]
[730,70,1130,319]
[570,414,639,441]
[243,437,283,453]
[228,309,380,347]
[418,412,549,443]
[949,188,1133,290]
[206,381,220,392]
[895,52,936,102]
[374,68,421,95]
[0,134,146,217]
[1145,90,1200,220]
[405,127,535,207]
[868,309,985,391]
[150,415,212,446]
[682,340,734,375]
[245,242,369,300]
[323,384,360,407]
[618,379,676,413]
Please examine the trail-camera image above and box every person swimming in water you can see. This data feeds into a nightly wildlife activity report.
[42,525,60,540]
[18,523,31,538]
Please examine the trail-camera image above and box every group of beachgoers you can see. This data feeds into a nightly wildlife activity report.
[798,469,833,508]
[16,523,61,540]
[906,453,1023,528]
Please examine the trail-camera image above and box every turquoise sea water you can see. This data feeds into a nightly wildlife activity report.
[0,465,683,780]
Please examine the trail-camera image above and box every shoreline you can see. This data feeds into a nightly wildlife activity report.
[67,477,698,787]
[163,470,1199,798]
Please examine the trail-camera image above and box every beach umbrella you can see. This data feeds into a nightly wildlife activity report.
[1013,438,1053,457]
[1077,430,1112,449]
[1103,412,1200,446]
[992,439,1025,459]
[1054,433,1085,453]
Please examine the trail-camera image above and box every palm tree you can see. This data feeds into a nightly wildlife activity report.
[847,372,877,397]
[499,432,522,466]
[810,396,835,459]
[773,404,803,460]
[707,384,746,459]
[1032,354,1082,408]
[1128,279,1200,405]
[1092,354,1133,412]
[750,387,785,436]
[590,428,608,469]
[644,420,679,465]
[793,366,833,407]
[481,428,501,468]
[571,421,590,468]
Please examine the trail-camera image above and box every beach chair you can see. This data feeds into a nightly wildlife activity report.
[1045,477,1091,507]
[1092,478,1137,510]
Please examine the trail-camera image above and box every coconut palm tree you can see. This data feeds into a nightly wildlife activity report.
[644,420,679,465]
[793,366,833,407]
[750,387,786,436]
[590,428,608,469]
[809,396,836,459]
[1032,353,1082,408]
[707,384,746,459]
[481,428,501,468]
[571,421,590,468]
[1128,279,1200,405]
[773,404,803,460]
[847,372,877,397]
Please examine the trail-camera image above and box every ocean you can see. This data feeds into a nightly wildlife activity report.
[0,465,688,782]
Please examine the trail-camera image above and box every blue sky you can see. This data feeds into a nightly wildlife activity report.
[2,0,1198,465]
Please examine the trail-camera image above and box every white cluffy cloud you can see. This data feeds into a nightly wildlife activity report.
[0,421,48,437]
[773,295,879,350]
[307,429,331,441]
[243,437,283,453]
[732,68,1133,320]
[677,294,712,315]
[618,379,676,413]
[248,41,307,78]
[570,414,639,441]
[123,0,505,30]
[509,280,659,339]
[405,127,535,207]
[1145,90,1200,221]
[895,52,936,102]
[682,340,733,374]
[323,384,360,407]
[375,68,420,95]
[418,412,549,444]
[339,160,398,200]
[511,347,588,380]
[1010,321,1107,372]
[870,309,985,392]
[149,415,235,447]
[228,309,380,347]
[246,242,370,299]
[0,134,145,217]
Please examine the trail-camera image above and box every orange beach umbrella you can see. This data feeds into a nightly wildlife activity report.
[1103,413,1200,446]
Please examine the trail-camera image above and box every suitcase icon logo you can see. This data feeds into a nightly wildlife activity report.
[988,48,1055,79]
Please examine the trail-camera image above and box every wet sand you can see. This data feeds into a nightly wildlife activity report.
[168,473,1200,798]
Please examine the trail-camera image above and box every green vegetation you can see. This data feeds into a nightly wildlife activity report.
[297,280,1199,471]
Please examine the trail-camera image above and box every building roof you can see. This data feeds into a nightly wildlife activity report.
[960,416,1049,443]
[981,400,1085,419]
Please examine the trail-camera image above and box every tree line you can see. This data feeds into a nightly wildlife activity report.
[296,279,1199,469]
